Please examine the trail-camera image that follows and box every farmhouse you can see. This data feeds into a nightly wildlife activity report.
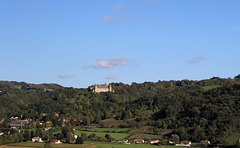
[200,140,210,146]
[150,140,160,144]
[134,139,145,144]
[118,139,129,144]
[52,139,61,144]
[176,141,191,147]
[9,119,29,128]
[0,131,4,136]
[88,83,113,93]
[32,137,43,142]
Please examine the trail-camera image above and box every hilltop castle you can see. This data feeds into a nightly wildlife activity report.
[88,83,113,93]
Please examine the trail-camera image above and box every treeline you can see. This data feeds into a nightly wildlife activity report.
[0,81,62,91]
[0,75,240,145]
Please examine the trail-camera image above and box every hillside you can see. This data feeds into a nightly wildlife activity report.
[0,75,240,145]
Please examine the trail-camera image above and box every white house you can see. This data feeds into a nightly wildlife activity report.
[176,141,191,147]
[150,140,160,144]
[32,137,43,142]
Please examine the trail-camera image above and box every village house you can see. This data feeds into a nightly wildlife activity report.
[117,139,129,144]
[134,139,145,144]
[52,139,61,144]
[32,137,43,142]
[88,83,113,93]
[0,119,5,124]
[200,140,210,146]
[46,121,52,124]
[168,140,175,145]
[176,141,191,147]
[0,131,4,136]
[150,140,160,144]
[9,119,29,128]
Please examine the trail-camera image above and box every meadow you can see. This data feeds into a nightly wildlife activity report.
[5,142,94,148]
[75,130,130,140]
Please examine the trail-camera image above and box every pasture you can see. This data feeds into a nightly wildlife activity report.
[75,130,130,140]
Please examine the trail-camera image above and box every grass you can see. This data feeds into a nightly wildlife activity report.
[225,128,240,145]
[4,142,179,148]
[203,85,220,91]
[5,142,94,148]
[127,126,172,140]
[90,128,129,133]
[85,142,162,148]
[75,130,130,140]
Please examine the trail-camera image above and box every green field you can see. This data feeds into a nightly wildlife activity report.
[203,85,220,91]
[75,130,130,140]
[86,142,178,148]
[4,142,179,148]
[90,128,129,133]
[5,142,94,148]
[225,128,240,145]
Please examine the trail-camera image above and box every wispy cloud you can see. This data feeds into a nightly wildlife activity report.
[114,5,123,12]
[58,74,74,79]
[106,75,116,79]
[187,56,205,64]
[91,57,128,68]
[102,15,121,24]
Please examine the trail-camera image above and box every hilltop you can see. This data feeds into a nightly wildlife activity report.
[0,74,240,146]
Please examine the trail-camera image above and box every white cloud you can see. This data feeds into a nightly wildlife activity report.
[106,75,116,79]
[58,74,74,79]
[114,5,123,12]
[188,56,205,64]
[92,57,128,68]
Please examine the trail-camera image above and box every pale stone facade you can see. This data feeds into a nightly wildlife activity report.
[88,83,113,93]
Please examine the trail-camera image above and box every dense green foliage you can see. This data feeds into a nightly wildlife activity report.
[0,75,240,145]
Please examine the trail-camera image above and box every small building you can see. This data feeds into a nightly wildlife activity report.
[53,139,61,144]
[134,139,145,144]
[118,139,129,144]
[176,141,191,147]
[0,131,4,136]
[0,119,5,124]
[46,121,52,124]
[150,140,160,144]
[9,119,29,128]
[169,140,175,145]
[88,83,113,93]
[200,140,210,146]
[32,137,43,142]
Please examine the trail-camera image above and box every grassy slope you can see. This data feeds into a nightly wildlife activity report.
[225,128,240,145]
[5,142,94,148]
[75,130,130,140]
[90,128,129,133]
[203,85,220,91]
[127,126,172,139]
[86,142,168,148]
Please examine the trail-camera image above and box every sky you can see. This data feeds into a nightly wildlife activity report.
[0,0,240,88]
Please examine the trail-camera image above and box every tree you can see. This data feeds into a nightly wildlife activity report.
[75,136,84,144]
[82,116,90,125]
[105,134,112,142]
[23,130,31,142]
[170,134,180,144]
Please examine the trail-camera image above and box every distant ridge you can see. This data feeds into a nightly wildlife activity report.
[0,81,63,91]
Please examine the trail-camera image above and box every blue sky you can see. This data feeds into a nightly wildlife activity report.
[0,0,240,88]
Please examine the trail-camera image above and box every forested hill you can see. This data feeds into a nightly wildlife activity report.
[0,75,240,144]
[0,81,63,91]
